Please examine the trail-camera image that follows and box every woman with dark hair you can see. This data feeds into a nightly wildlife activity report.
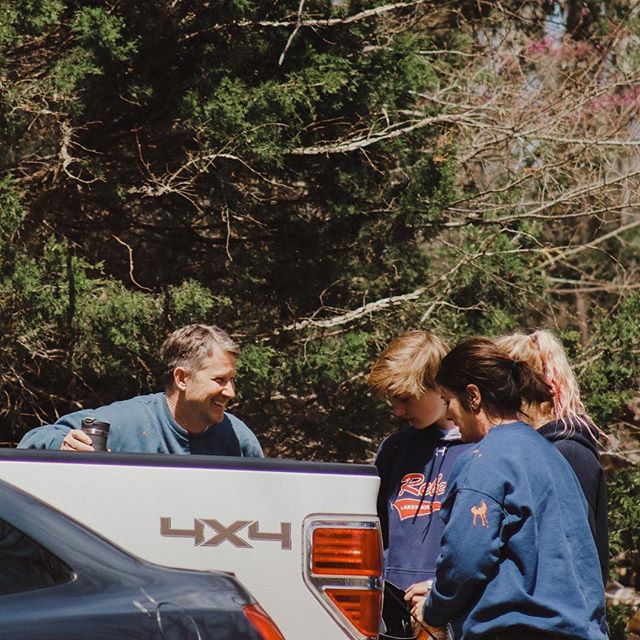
[405,337,607,640]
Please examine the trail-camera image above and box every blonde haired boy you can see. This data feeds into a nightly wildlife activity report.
[369,331,471,594]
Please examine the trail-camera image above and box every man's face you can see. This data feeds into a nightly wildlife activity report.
[181,350,237,430]
[388,388,446,429]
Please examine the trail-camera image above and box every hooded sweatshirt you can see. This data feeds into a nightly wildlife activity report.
[375,425,472,590]
[423,421,607,640]
[538,416,609,585]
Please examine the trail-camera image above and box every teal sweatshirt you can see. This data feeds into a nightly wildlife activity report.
[17,392,263,457]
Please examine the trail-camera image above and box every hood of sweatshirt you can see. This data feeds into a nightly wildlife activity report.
[537,415,600,458]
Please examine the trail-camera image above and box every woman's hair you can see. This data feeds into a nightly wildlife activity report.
[496,329,599,434]
[436,336,553,419]
[367,331,448,398]
[161,324,240,389]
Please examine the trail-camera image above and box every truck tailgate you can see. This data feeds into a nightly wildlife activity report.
[0,450,381,639]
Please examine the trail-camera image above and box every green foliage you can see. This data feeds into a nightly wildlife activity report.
[163,280,228,328]
[303,333,375,389]
[51,48,103,100]
[70,277,160,377]
[70,7,136,62]
[439,226,548,336]
[0,5,20,53]
[608,465,640,573]
[236,344,283,398]
[7,0,63,36]
[0,0,61,63]
[580,293,640,426]
[607,602,636,640]
[0,178,25,246]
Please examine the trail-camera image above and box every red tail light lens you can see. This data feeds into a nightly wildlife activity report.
[312,527,382,576]
[243,603,285,640]
[325,587,381,637]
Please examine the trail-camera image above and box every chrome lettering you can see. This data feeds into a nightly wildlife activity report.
[248,521,292,550]
[201,519,252,548]
[160,517,293,550]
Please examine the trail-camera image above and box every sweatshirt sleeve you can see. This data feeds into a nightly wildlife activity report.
[232,416,264,458]
[423,488,505,626]
[17,414,85,450]
[241,430,264,458]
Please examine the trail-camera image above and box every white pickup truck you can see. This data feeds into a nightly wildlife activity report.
[0,448,383,640]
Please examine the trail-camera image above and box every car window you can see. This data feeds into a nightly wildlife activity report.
[0,517,73,595]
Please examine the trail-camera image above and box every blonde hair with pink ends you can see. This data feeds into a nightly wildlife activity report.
[367,331,448,398]
[496,329,593,431]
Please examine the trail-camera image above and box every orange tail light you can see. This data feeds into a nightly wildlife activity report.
[325,587,382,637]
[312,527,382,576]
[303,517,383,640]
[243,603,286,640]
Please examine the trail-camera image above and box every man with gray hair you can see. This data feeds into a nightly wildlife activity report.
[18,324,263,457]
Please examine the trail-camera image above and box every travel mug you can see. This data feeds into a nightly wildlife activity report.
[80,417,110,452]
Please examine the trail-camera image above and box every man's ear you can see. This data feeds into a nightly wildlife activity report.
[173,367,189,391]
[465,384,482,412]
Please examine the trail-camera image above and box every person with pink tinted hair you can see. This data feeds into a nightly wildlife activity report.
[496,329,609,586]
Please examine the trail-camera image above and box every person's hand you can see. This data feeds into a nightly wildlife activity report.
[405,582,449,640]
[410,595,449,640]
[410,595,427,624]
[404,580,432,608]
[60,429,95,452]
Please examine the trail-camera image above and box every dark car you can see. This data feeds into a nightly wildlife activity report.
[0,478,284,639]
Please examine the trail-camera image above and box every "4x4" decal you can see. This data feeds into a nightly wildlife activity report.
[160,518,292,550]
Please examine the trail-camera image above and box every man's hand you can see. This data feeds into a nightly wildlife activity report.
[61,429,95,452]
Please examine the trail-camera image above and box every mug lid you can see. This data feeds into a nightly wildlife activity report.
[81,417,110,432]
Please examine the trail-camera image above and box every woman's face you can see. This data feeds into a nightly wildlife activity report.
[440,385,490,443]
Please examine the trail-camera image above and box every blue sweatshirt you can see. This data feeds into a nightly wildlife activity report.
[423,421,607,639]
[375,425,472,590]
[17,392,263,457]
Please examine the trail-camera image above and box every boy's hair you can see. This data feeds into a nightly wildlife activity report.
[161,324,240,389]
[367,331,448,398]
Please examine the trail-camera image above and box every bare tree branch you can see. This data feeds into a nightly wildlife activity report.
[112,235,154,292]
[545,219,640,266]
[289,113,472,155]
[231,1,429,29]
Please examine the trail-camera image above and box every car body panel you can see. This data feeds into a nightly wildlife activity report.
[0,478,262,640]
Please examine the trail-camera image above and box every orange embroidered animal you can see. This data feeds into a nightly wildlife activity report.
[471,500,488,527]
